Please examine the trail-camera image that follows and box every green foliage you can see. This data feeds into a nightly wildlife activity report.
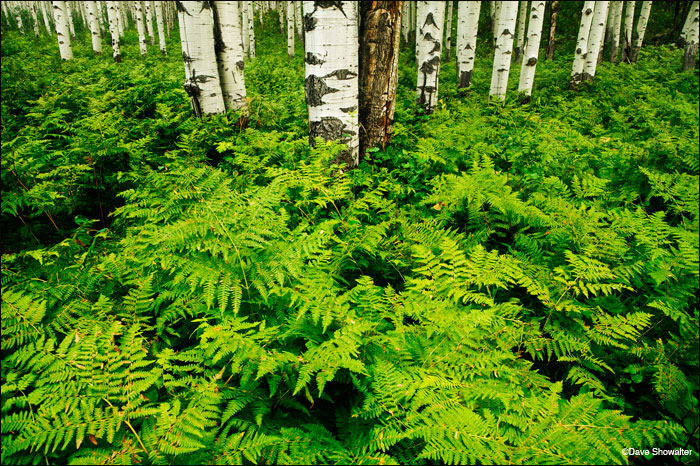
[2,8,698,466]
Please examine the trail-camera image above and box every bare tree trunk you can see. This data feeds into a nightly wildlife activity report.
[65,0,75,37]
[682,1,699,70]
[87,1,102,55]
[303,1,360,168]
[416,1,445,113]
[145,0,155,45]
[247,0,255,58]
[444,1,453,62]
[359,1,403,156]
[514,0,528,63]
[489,0,517,103]
[620,1,635,62]
[106,1,121,62]
[570,1,595,89]
[287,1,295,58]
[545,0,559,60]
[52,1,73,60]
[518,0,546,102]
[154,0,167,54]
[581,1,610,83]
[212,1,247,110]
[456,1,481,90]
[609,1,623,63]
[629,1,652,62]
[135,0,147,55]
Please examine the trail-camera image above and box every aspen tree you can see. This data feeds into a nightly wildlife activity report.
[287,1,294,58]
[41,1,53,34]
[154,0,166,54]
[65,0,75,37]
[247,1,255,58]
[570,1,595,88]
[545,0,559,60]
[211,1,247,110]
[620,1,635,62]
[681,1,698,44]
[682,1,699,70]
[518,0,545,101]
[145,0,155,45]
[581,1,609,83]
[135,1,147,55]
[444,1,453,62]
[409,0,416,43]
[629,1,651,63]
[29,3,41,37]
[488,0,517,103]
[52,1,73,59]
[491,0,502,47]
[401,1,409,43]
[87,1,102,55]
[416,0,445,113]
[295,0,302,40]
[514,0,528,63]
[278,0,284,33]
[359,1,403,155]
[303,1,360,168]
[609,1,623,63]
[106,1,121,62]
[456,1,481,90]
[177,1,226,116]
[242,0,249,55]
[116,2,124,37]
[15,2,25,34]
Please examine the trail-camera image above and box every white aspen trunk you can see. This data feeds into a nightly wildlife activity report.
[116,1,124,37]
[258,0,263,25]
[242,0,249,55]
[87,1,102,55]
[211,1,247,110]
[681,1,699,44]
[518,0,545,100]
[135,0,147,55]
[106,0,121,62]
[488,0,517,103]
[154,0,166,54]
[79,1,88,29]
[409,0,416,42]
[629,1,651,62]
[65,0,75,37]
[514,0,528,62]
[41,1,53,34]
[295,0,302,39]
[682,1,699,70]
[30,3,41,37]
[415,1,445,113]
[247,1,256,58]
[287,0,294,58]
[15,2,25,34]
[145,0,155,45]
[401,1,409,42]
[570,1,595,88]
[303,0,360,168]
[52,1,73,59]
[444,1,453,61]
[581,1,610,83]
[278,0,284,33]
[177,1,226,116]
[492,0,502,47]
[620,1,635,62]
[456,1,481,90]
[609,1,623,63]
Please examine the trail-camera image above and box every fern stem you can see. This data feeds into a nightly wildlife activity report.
[103,398,149,455]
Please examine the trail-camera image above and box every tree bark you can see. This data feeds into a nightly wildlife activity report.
[247,1,256,58]
[489,0,517,103]
[41,1,53,35]
[581,1,610,83]
[154,0,167,54]
[287,1,295,58]
[135,0,148,55]
[145,0,155,45]
[518,0,546,101]
[456,1,481,90]
[212,1,247,111]
[87,1,102,55]
[65,0,75,38]
[681,1,699,45]
[545,0,559,60]
[620,1,635,62]
[514,0,528,63]
[444,0,454,62]
[682,1,699,70]
[416,1,446,113]
[609,1,623,63]
[303,1,360,168]
[52,1,73,60]
[629,1,652,62]
[177,1,226,116]
[106,1,121,62]
[570,1,595,88]
[359,1,403,157]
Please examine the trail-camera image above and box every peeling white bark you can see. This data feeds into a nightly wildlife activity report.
[30,4,41,37]
[570,1,595,87]
[681,1,699,44]
[518,0,545,100]
[303,1,360,168]
[134,1,147,55]
[629,1,651,62]
[416,0,445,113]
[242,0,249,55]
[489,0,517,103]
[581,1,609,82]
[456,1,481,90]
[212,1,247,110]
[88,1,102,55]
[52,1,73,60]
[177,1,226,116]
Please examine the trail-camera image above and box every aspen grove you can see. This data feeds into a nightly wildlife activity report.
[1,2,699,465]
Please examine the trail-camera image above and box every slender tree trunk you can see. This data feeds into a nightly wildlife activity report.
[154,0,167,54]
[416,1,445,113]
[177,1,226,116]
[545,0,559,60]
[29,4,41,37]
[65,0,75,37]
[401,1,409,43]
[87,1,102,55]
[682,1,699,70]
[303,1,360,168]
[514,0,528,63]
[145,0,155,45]
[492,0,502,47]
[279,0,285,33]
[295,0,302,40]
[106,1,121,62]
[581,1,610,83]
[444,1,453,62]
[212,1,247,110]
[571,1,595,88]
[242,0,249,55]
[456,1,481,90]
[681,1,699,45]
[620,1,635,62]
[489,0,517,103]
[52,1,73,60]
[135,1,147,55]
[287,1,294,58]
[359,1,403,156]
[609,1,623,63]
[629,1,652,62]
[518,0,546,102]
[247,0,255,58]
[41,1,53,34]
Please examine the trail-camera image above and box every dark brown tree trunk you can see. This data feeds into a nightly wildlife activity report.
[359,1,403,157]
[546,0,560,60]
